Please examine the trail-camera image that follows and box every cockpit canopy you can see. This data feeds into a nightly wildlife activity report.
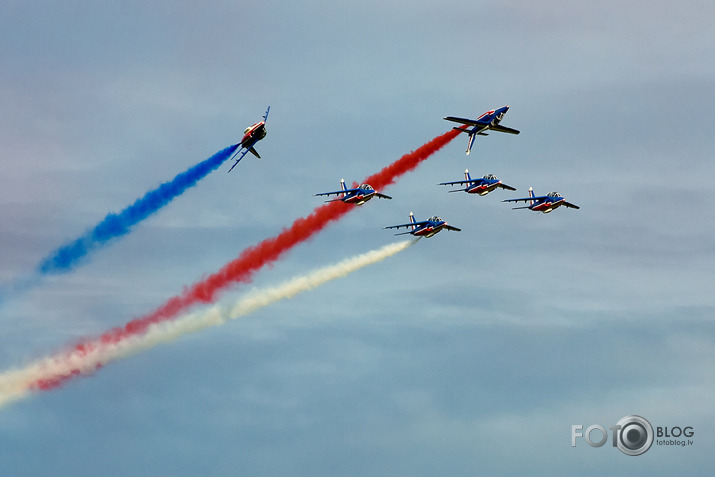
[483,174,498,180]
[428,216,443,222]
[547,191,560,198]
[360,184,374,191]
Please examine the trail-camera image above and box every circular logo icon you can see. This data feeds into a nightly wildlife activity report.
[615,415,653,456]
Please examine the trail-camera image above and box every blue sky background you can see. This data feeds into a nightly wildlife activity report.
[1,1,714,475]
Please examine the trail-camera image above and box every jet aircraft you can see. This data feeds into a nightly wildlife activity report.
[438,169,516,196]
[502,187,580,213]
[315,179,392,205]
[384,212,461,238]
[228,106,270,172]
[444,105,520,155]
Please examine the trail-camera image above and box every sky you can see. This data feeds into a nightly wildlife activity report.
[1,0,714,475]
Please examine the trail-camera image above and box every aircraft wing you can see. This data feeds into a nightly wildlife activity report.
[375,193,392,199]
[227,147,250,173]
[438,180,471,193]
[502,196,547,203]
[443,116,487,127]
[438,180,471,186]
[562,201,580,209]
[497,183,517,191]
[384,221,428,230]
[263,105,270,122]
[489,124,520,135]
[315,188,358,197]
[444,225,462,232]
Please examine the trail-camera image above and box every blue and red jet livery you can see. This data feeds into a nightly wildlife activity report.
[438,169,516,196]
[228,106,270,172]
[384,212,461,238]
[444,105,520,155]
[503,187,580,213]
[315,179,392,205]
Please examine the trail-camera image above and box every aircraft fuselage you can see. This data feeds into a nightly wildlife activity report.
[241,122,266,147]
[343,191,375,205]
[466,182,498,196]
[531,198,564,213]
[413,223,445,238]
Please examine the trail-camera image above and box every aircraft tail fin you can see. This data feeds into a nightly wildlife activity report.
[409,211,416,230]
[464,169,471,181]
[528,187,535,206]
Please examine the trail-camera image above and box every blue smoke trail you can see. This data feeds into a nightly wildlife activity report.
[37,144,238,275]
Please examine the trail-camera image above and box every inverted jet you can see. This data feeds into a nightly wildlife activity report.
[444,105,519,155]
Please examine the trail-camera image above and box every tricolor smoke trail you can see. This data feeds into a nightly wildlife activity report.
[90,128,461,338]
[37,144,239,275]
[7,127,460,397]
[0,239,417,409]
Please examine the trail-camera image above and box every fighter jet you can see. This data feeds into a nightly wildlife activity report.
[438,169,516,196]
[502,187,580,213]
[384,212,461,238]
[228,106,270,172]
[444,105,519,155]
[315,179,392,205]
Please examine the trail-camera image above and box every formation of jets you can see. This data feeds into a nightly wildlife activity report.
[232,105,579,237]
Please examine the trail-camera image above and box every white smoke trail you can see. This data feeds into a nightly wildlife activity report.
[0,239,417,409]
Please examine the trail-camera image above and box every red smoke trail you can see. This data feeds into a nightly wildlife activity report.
[32,128,461,391]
